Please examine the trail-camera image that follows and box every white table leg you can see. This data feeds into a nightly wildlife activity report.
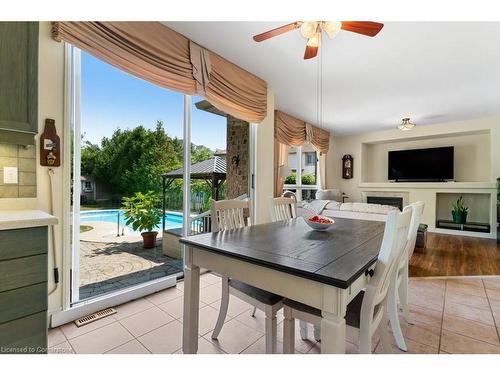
[320,311,346,354]
[182,260,200,354]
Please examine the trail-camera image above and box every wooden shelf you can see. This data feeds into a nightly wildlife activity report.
[436,219,491,233]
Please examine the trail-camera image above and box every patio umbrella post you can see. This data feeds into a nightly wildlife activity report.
[212,175,219,201]
[162,175,166,233]
[117,210,120,237]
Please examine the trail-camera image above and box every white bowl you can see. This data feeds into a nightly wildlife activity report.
[304,215,335,231]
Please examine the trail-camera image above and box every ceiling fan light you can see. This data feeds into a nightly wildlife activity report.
[322,21,342,39]
[300,21,318,39]
[306,32,321,48]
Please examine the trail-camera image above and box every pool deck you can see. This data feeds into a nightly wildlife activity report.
[80,221,170,243]
[78,220,182,300]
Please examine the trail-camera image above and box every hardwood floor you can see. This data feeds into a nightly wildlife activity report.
[409,233,500,277]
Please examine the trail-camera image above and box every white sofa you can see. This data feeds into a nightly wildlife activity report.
[297,200,398,222]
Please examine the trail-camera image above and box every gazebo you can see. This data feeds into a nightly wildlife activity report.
[160,155,226,231]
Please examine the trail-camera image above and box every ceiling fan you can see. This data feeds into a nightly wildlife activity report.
[253,21,384,59]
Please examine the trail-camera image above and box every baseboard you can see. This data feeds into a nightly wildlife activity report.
[409,275,500,279]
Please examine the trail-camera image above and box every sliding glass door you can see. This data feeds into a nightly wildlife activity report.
[67,45,228,305]
[68,46,185,304]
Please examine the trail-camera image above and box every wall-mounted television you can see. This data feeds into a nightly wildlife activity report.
[388,146,454,182]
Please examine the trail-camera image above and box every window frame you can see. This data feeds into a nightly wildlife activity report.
[283,145,319,201]
[83,181,93,192]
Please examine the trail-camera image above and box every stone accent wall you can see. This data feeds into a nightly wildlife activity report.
[226,115,249,199]
[0,143,36,198]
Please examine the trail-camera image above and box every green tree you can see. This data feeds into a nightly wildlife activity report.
[192,145,213,163]
[81,120,217,209]
[91,121,182,195]
[81,140,100,176]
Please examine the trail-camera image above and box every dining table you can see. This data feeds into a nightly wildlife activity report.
[179,216,385,354]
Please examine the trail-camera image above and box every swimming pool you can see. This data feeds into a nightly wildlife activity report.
[80,209,183,232]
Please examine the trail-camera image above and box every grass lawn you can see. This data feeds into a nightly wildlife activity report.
[80,225,93,233]
[80,204,120,211]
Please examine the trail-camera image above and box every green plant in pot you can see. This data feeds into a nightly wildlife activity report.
[451,196,468,224]
[122,191,162,248]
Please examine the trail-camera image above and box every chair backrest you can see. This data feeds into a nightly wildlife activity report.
[407,201,425,259]
[394,201,425,274]
[360,207,412,334]
[281,190,297,202]
[210,199,249,232]
[270,197,297,222]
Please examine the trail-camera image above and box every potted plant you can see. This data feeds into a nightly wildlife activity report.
[451,196,468,224]
[122,191,162,248]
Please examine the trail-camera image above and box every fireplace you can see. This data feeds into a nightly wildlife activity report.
[366,196,403,211]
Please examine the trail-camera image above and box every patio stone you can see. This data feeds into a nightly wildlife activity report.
[79,239,183,300]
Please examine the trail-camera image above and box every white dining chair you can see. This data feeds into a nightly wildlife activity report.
[270,196,297,222]
[269,195,321,341]
[281,190,297,202]
[248,197,297,317]
[387,201,425,351]
[282,207,413,354]
[210,199,283,354]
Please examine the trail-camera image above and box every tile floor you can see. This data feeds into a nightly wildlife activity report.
[48,274,500,354]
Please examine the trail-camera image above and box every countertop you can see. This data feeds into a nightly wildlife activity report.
[0,210,58,230]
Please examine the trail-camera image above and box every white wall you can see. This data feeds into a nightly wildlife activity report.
[254,88,274,224]
[0,22,66,316]
[327,116,500,201]
[363,132,491,183]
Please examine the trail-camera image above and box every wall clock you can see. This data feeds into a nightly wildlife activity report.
[342,154,353,179]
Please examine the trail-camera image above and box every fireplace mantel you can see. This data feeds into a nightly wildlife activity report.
[359,182,496,190]
[357,181,497,239]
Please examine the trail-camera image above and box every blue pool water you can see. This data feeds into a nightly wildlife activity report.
[80,209,183,231]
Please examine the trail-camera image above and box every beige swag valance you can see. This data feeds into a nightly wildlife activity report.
[274,110,330,153]
[274,110,330,196]
[52,22,267,123]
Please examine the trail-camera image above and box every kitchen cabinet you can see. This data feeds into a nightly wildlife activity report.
[0,210,57,354]
[0,22,39,145]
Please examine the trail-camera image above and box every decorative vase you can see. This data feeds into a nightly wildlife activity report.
[451,211,467,224]
[141,231,158,248]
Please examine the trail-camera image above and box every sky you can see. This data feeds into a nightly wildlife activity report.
[81,51,227,151]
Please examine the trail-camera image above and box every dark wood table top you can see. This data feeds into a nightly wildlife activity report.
[180,217,385,289]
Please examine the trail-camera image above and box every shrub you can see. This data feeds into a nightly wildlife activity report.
[284,173,296,184]
[301,173,316,185]
[284,173,316,185]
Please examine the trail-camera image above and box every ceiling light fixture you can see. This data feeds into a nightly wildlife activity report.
[321,21,342,39]
[300,21,319,39]
[398,117,415,131]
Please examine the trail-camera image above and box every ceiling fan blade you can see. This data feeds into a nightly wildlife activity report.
[340,21,384,37]
[304,44,318,60]
[253,22,299,42]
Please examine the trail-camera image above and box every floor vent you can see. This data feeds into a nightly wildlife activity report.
[74,308,117,327]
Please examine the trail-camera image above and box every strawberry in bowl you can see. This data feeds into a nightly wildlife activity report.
[304,214,335,231]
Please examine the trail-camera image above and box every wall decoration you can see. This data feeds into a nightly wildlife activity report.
[39,119,60,167]
[342,154,353,179]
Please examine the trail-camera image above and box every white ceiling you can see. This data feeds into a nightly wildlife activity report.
[165,22,500,135]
